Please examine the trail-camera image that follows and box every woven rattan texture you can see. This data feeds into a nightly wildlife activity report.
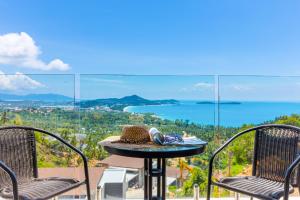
[0,128,35,187]
[255,127,300,185]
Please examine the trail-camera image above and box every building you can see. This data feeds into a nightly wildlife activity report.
[98,168,127,200]
[99,155,144,187]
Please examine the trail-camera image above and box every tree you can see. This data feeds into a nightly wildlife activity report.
[182,167,207,196]
[0,111,8,125]
[13,114,23,125]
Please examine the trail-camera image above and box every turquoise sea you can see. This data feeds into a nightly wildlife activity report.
[124,101,300,127]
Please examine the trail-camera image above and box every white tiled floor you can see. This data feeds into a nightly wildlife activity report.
[125,198,300,200]
[126,188,300,200]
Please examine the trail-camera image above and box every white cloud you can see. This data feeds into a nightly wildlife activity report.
[0,71,44,91]
[193,82,214,89]
[231,84,253,91]
[180,82,214,92]
[0,32,69,71]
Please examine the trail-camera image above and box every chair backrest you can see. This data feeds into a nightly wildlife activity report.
[0,127,37,186]
[253,125,300,186]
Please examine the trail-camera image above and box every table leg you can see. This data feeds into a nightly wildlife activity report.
[157,158,161,198]
[162,158,166,200]
[143,158,167,200]
[148,158,153,198]
[144,159,148,200]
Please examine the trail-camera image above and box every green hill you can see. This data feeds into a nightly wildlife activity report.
[78,95,178,110]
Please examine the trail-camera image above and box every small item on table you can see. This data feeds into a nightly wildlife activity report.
[164,133,184,144]
[112,125,151,144]
[149,127,165,145]
[181,136,207,145]
[149,127,207,146]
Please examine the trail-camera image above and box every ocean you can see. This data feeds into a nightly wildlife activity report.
[124,101,300,127]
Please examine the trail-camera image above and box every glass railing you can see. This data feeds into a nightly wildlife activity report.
[214,75,300,199]
[0,74,83,199]
[0,74,77,131]
[79,75,216,199]
[1,74,300,199]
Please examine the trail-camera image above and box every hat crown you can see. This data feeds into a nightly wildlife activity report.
[120,125,150,144]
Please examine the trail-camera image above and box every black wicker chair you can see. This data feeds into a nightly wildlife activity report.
[207,124,300,200]
[0,126,91,200]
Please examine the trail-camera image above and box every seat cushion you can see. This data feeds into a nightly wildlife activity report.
[0,177,84,200]
[213,176,294,200]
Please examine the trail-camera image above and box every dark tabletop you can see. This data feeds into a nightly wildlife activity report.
[101,141,207,158]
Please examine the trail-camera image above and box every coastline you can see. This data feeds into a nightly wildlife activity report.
[121,101,300,127]
[123,103,176,112]
[123,105,167,121]
[123,106,132,112]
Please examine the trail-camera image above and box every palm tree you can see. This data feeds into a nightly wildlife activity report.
[1,111,9,125]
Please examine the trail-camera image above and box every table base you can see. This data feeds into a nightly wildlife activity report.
[144,158,166,200]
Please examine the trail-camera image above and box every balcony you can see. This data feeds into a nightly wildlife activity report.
[0,74,300,200]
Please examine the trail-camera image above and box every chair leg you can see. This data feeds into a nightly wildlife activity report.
[83,162,91,200]
[283,185,289,200]
[207,179,211,200]
[207,164,213,200]
[86,182,91,200]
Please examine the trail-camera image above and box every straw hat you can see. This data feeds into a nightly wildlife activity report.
[116,125,151,144]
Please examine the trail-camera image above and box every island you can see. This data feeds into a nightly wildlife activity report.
[78,95,179,110]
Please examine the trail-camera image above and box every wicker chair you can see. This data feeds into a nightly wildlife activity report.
[0,126,91,200]
[207,124,300,200]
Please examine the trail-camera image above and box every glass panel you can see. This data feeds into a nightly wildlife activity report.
[0,74,84,199]
[0,74,76,131]
[79,75,216,199]
[217,75,300,198]
[219,76,300,127]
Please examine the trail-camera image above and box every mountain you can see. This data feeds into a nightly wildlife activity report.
[79,95,178,110]
[0,93,73,102]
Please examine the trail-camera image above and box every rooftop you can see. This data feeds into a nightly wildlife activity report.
[99,155,144,169]
[38,167,105,196]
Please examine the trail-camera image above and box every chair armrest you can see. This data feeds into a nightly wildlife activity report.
[0,160,18,200]
[32,128,89,170]
[33,128,88,164]
[29,127,91,195]
[283,155,300,200]
[209,126,259,172]
[0,126,92,199]
[31,127,91,199]
[207,126,259,195]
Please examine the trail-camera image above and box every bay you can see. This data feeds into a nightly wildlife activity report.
[124,101,300,127]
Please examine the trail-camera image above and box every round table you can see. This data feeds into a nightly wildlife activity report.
[101,141,207,200]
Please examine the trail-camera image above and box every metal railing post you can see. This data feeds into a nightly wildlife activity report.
[234,192,240,200]
[193,184,199,200]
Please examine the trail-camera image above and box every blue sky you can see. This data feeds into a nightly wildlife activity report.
[1,1,300,101]
[80,75,215,100]
[79,75,300,101]
[1,0,300,75]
